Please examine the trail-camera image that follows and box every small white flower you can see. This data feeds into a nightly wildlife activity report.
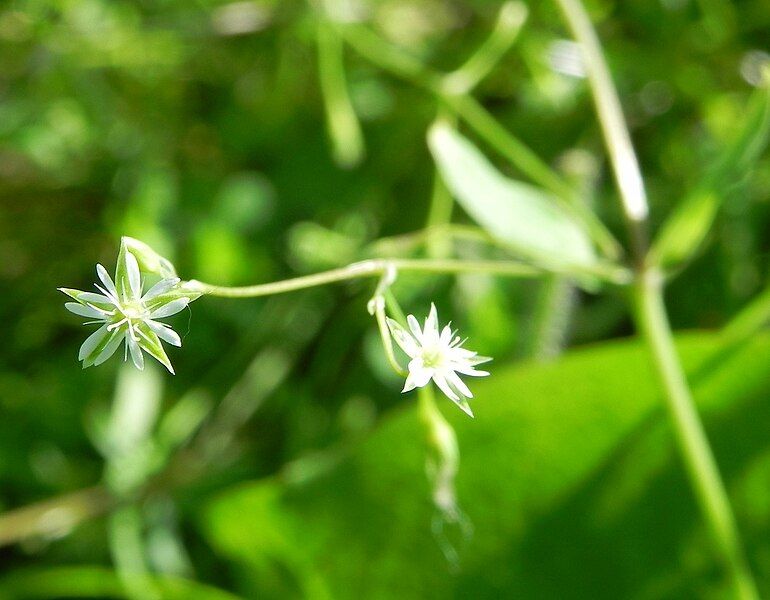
[387,303,491,417]
[59,251,190,373]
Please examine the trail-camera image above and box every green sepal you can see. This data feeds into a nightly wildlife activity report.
[137,322,175,374]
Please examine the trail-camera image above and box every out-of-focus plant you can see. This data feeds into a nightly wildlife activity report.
[52,0,770,595]
[1,0,768,597]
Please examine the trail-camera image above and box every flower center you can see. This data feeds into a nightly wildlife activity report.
[421,347,445,369]
[120,302,147,321]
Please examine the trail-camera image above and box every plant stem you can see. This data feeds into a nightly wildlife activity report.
[442,1,528,95]
[554,0,758,595]
[316,19,365,168]
[189,256,629,299]
[632,270,758,600]
[336,23,623,261]
[188,258,543,298]
[553,0,648,258]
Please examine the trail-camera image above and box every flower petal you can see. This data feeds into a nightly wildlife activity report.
[79,325,110,361]
[446,369,473,398]
[127,335,145,370]
[406,315,424,343]
[142,278,180,302]
[146,319,182,347]
[431,372,460,402]
[422,303,440,344]
[65,302,105,319]
[149,298,190,319]
[70,291,114,309]
[92,329,124,366]
[387,318,420,357]
[403,362,433,392]
[125,251,142,300]
[453,365,490,377]
[96,264,119,298]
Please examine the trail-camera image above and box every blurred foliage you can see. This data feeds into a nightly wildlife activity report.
[0,0,768,597]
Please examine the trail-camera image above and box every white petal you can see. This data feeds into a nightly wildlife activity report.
[77,292,113,306]
[65,302,104,319]
[406,315,424,343]
[402,363,433,393]
[432,372,460,402]
[453,365,490,377]
[125,252,142,300]
[92,329,124,366]
[142,278,180,301]
[440,324,454,346]
[78,325,110,361]
[96,264,118,298]
[446,370,473,398]
[452,396,474,418]
[423,303,440,344]
[150,298,189,319]
[127,335,145,370]
[386,318,419,357]
[147,320,182,347]
[94,284,120,305]
[450,352,491,376]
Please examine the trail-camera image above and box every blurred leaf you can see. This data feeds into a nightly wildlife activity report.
[651,81,770,269]
[428,122,596,270]
[0,566,242,600]
[202,333,770,598]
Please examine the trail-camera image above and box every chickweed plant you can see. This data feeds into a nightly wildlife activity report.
[54,0,770,595]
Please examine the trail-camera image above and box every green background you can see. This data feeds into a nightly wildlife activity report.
[1,0,769,597]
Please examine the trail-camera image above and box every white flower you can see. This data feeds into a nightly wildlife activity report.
[387,303,491,417]
[59,251,191,373]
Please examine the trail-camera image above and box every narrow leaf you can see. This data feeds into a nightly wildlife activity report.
[428,122,596,269]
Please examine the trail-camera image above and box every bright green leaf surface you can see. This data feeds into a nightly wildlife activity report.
[428,123,596,269]
[203,333,770,598]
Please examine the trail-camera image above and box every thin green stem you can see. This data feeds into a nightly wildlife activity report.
[553,0,648,257]
[368,224,497,257]
[425,106,457,258]
[442,2,528,95]
[338,24,444,92]
[317,19,365,168]
[368,266,408,377]
[632,271,758,600]
[555,1,758,596]
[188,258,543,298]
[189,256,629,300]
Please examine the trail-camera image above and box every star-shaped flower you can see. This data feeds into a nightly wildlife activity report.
[387,303,491,417]
[59,250,192,373]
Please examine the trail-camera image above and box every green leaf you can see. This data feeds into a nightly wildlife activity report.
[201,333,770,598]
[651,80,770,269]
[428,122,596,269]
